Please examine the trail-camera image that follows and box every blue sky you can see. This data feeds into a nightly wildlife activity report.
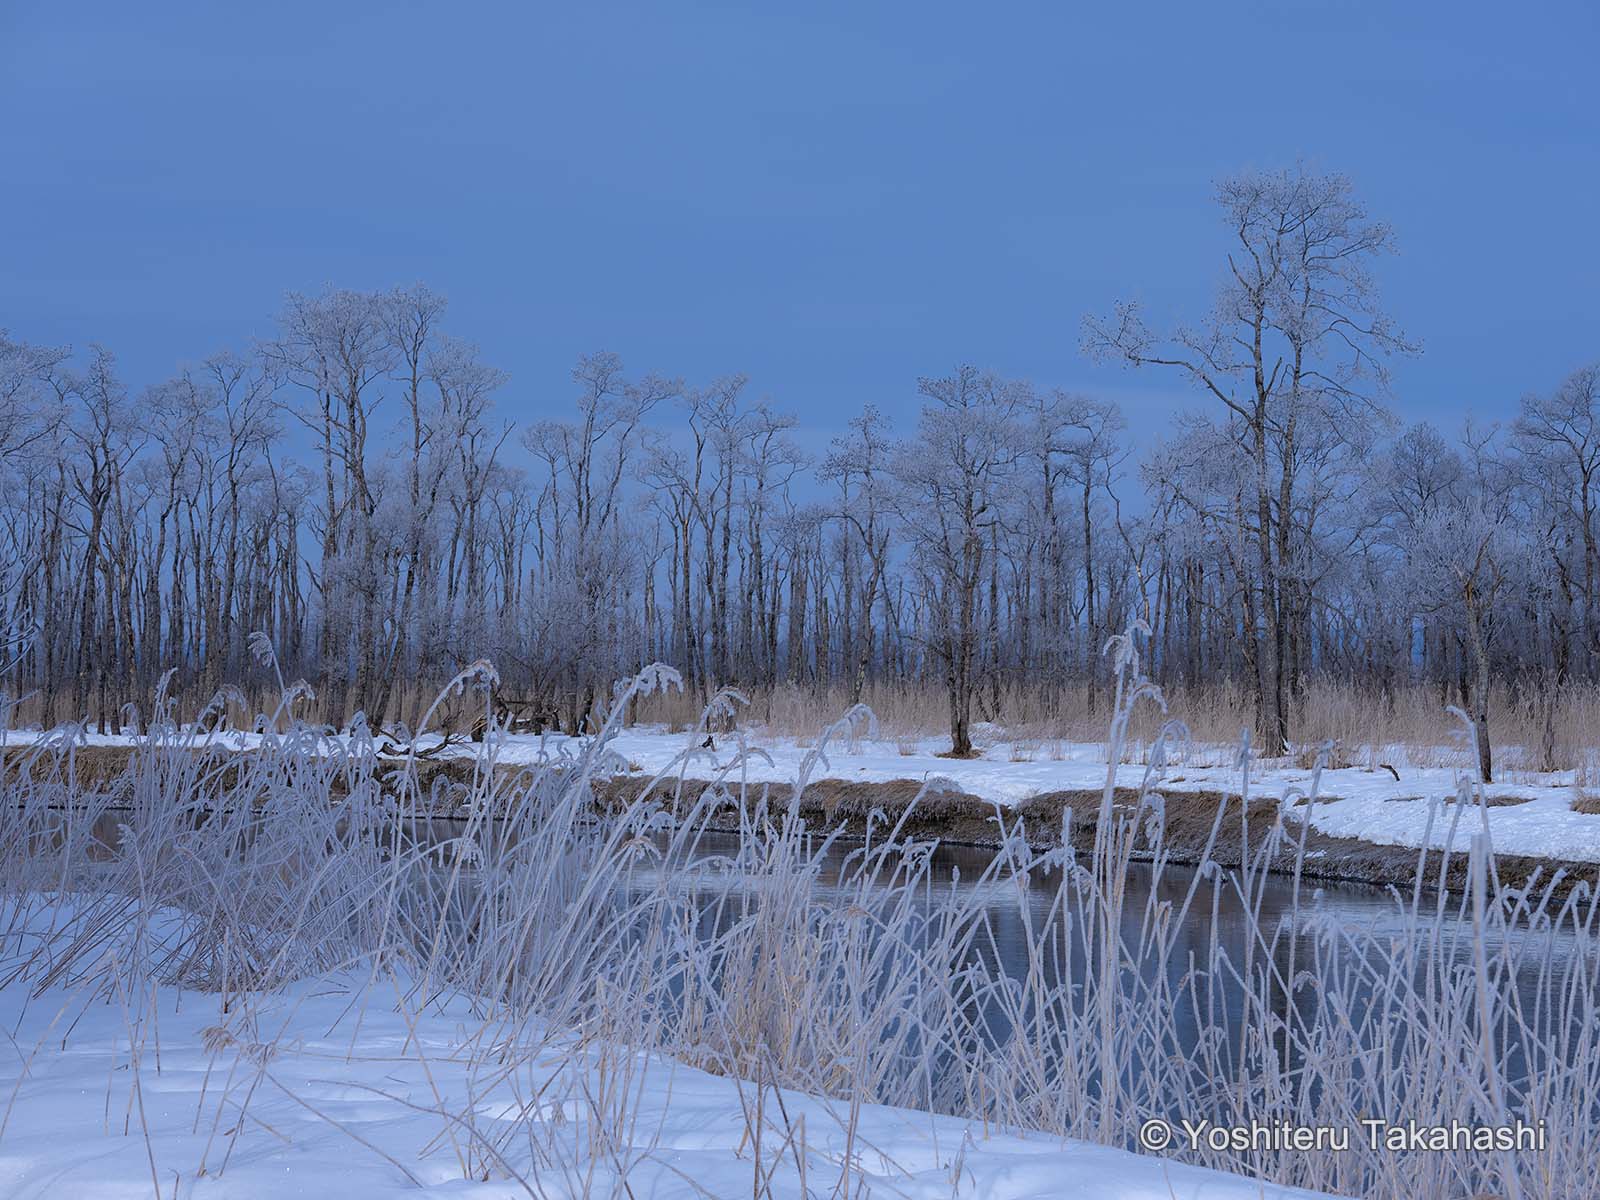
[3,1,1596,439]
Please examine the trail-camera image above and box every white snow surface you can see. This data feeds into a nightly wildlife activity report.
[487,725,1600,866]
[0,966,1340,1199]
[9,720,1600,865]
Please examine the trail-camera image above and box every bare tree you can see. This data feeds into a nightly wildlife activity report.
[1057,394,1126,714]
[9,258,1600,775]
[1397,425,1534,782]
[1515,364,1600,671]
[60,348,143,728]
[821,405,894,703]
[521,353,672,728]
[0,331,68,464]
[892,367,1024,756]
[1086,165,1415,755]
[268,288,397,721]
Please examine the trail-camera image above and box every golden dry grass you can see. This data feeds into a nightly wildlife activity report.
[639,676,1600,774]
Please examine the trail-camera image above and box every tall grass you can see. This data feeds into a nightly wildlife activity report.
[0,646,1594,1197]
[13,669,1600,773]
[639,674,1600,774]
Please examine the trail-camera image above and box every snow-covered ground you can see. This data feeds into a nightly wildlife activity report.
[489,725,1600,865]
[9,719,1600,864]
[0,968,1339,1199]
[0,723,1573,1197]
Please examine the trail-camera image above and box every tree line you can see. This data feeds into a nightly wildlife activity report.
[0,166,1593,778]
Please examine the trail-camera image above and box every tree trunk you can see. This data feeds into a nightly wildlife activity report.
[1464,602,1494,784]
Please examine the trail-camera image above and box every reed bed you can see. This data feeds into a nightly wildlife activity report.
[638,674,1600,775]
[0,645,1594,1198]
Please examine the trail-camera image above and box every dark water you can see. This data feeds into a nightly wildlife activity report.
[96,803,1575,1072]
[61,800,1590,1184]
[405,814,1573,1019]
[105,795,1568,1120]
[398,815,1583,1097]
[688,832,1409,1072]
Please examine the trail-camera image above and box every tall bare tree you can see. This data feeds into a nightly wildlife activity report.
[1086,165,1416,754]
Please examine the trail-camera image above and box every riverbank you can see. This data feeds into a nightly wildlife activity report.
[9,724,1600,896]
[532,725,1600,870]
[484,723,1600,896]
[0,727,1581,1199]
[591,773,1598,900]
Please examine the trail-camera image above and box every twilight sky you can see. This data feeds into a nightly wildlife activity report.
[3,1,1596,438]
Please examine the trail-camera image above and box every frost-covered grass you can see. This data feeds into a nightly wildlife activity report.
[0,648,1596,1197]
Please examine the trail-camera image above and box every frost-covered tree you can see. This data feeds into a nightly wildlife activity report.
[522,353,674,727]
[820,405,894,702]
[1085,165,1415,754]
[4,255,1598,768]
[1394,425,1537,782]
[1515,364,1600,673]
[891,367,1025,756]
[268,288,399,720]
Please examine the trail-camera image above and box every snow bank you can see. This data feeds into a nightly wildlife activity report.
[498,727,1600,865]
[10,720,1600,865]
[0,970,1339,1198]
